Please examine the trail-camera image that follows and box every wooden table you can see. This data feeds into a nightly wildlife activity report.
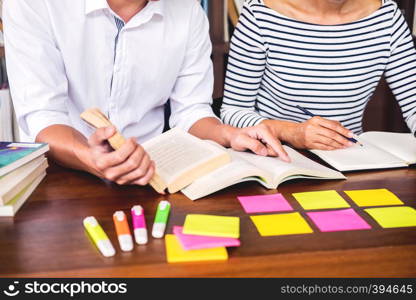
[1,162,415,278]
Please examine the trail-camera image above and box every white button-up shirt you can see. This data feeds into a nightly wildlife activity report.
[4,0,216,142]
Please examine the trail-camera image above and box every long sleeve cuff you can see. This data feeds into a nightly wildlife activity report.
[170,104,219,132]
[23,110,71,141]
[221,107,267,128]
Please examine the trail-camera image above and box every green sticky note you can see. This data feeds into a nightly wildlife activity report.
[345,188,403,207]
[250,212,313,236]
[365,206,416,228]
[292,190,350,210]
[183,214,240,238]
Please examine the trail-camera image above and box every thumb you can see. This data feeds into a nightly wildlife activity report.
[88,126,115,147]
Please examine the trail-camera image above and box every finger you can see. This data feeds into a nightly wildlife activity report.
[133,161,156,186]
[115,153,151,184]
[315,117,353,140]
[256,128,291,162]
[88,126,116,148]
[234,133,269,156]
[95,138,138,172]
[265,144,278,157]
[314,124,353,148]
[310,142,338,151]
[108,147,147,183]
[314,133,345,149]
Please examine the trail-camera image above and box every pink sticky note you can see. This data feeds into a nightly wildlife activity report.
[237,193,293,214]
[173,226,240,250]
[306,208,371,232]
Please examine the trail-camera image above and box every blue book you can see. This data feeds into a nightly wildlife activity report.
[0,142,49,177]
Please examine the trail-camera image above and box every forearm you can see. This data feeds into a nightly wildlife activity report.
[188,117,237,147]
[35,125,100,177]
[261,119,298,142]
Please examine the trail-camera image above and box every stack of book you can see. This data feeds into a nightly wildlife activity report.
[0,142,49,216]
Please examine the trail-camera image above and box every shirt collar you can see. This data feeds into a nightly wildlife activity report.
[85,0,164,17]
[85,0,109,15]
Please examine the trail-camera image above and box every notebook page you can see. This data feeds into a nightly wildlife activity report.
[310,140,407,171]
[360,132,416,164]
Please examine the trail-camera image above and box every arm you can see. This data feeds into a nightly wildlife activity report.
[220,3,268,128]
[384,7,416,135]
[220,3,352,150]
[4,1,153,186]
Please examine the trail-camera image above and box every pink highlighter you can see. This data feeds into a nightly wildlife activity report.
[131,205,148,245]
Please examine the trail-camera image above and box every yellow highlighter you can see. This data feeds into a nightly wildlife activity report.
[83,216,116,257]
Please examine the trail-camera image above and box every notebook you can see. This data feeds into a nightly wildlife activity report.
[310,131,416,171]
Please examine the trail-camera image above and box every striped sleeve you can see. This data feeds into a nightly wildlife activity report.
[384,7,416,134]
[220,1,268,128]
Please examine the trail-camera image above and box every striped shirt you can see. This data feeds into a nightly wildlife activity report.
[220,0,416,134]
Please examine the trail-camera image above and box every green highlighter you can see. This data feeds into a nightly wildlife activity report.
[152,200,171,238]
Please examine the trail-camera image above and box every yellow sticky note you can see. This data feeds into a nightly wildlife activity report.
[365,206,416,228]
[292,190,350,210]
[165,234,228,263]
[250,212,313,236]
[183,214,240,238]
[345,188,403,207]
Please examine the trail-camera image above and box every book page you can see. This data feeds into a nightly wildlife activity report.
[359,131,416,164]
[233,146,344,181]
[142,128,228,184]
[181,150,272,200]
[310,141,407,171]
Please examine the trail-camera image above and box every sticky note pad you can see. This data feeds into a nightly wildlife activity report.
[250,212,313,236]
[292,190,350,210]
[183,214,240,238]
[306,208,371,232]
[344,188,403,207]
[364,206,416,228]
[165,234,228,263]
[173,226,240,250]
[237,193,293,214]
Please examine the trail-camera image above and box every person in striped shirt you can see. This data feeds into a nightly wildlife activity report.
[221,0,416,150]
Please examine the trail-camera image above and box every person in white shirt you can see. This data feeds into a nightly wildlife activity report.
[3,0,289,187]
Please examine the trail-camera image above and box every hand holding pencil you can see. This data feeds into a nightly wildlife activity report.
[293,105,362,150]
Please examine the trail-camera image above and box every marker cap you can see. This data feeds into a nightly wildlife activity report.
[152,222,167,239]
[97,239,116,257]
[83,216,115,257]
[117,234,134,252]
[134,228,148,244]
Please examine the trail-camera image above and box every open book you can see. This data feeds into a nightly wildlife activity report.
[81,108,345,198]
[141,128,231,193]
[81,109,231,193]
[182,145,345,200]
[310,131,416,171]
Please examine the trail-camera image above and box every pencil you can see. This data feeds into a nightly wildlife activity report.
[296,105,363,146]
